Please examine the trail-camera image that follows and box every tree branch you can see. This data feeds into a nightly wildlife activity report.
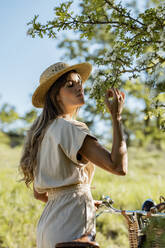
[104,0,145,26]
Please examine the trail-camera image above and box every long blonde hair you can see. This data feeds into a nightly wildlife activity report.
[19,70,79,187]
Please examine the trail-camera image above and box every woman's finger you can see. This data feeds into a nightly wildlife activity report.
[121,92,125,101]
[118,91,125,102]
[116,88,120,97]
[105,88,124,105]
[115,88,123,100]
[106,89,114,98]
[111,88,118,100]
[105,90,114,105]
[115,89,125,102]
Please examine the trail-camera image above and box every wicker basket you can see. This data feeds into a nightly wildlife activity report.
[142,217,165,248]
[122,213,165,248]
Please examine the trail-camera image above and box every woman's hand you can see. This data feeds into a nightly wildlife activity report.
[33,184,48,203]
[104,88,125,120]
[94,200,102,210]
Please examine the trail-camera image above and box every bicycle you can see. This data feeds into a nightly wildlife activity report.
[96,195,165,248]
[56,196,165,248]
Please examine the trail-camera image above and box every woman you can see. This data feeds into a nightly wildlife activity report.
[19,62,128,248]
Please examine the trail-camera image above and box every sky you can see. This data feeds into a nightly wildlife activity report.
[1,0,72,116]
[0,0,145,119]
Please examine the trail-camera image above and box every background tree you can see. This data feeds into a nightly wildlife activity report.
[0,102,38,147]
[21,109,38,125]
[27,0,165,147]
[0,103,19,132]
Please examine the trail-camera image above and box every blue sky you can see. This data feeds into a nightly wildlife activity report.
[1,0,70,116]
[1,0,145,119]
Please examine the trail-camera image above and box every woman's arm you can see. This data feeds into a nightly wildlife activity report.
[78,88,128,176]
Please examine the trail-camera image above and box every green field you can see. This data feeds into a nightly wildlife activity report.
[0,140,165,248]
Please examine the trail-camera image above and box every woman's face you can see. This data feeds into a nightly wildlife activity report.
[57,71,85,114]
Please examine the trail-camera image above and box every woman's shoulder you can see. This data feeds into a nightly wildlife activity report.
[52,117,88,128]
[46,118,88,136]
[68,119,88,129]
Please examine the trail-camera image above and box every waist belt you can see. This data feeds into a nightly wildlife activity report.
[48,184,90,201]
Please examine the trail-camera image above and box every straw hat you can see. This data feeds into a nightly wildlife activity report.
[32,62,92,108]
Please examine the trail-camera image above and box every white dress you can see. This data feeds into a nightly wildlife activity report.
[34,117,97,248]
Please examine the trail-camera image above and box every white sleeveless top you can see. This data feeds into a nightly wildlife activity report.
[34,117,97,193]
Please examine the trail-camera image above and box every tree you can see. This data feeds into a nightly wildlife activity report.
[0,101,39,146]
[27,0,165,130]
[21,109,38,124]
[27,0,165,139]
[0,103,19,132]
[124,80,165,148]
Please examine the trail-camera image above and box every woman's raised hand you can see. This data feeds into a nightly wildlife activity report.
[104,88,125,120]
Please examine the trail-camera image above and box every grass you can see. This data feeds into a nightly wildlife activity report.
[0,143,165,248]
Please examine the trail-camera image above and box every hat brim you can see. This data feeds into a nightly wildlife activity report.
[32,62,92,108]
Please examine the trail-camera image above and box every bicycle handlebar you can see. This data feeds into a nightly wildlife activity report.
[96,196,165,218]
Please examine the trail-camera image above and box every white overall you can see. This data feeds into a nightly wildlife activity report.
[34,117,97,248]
